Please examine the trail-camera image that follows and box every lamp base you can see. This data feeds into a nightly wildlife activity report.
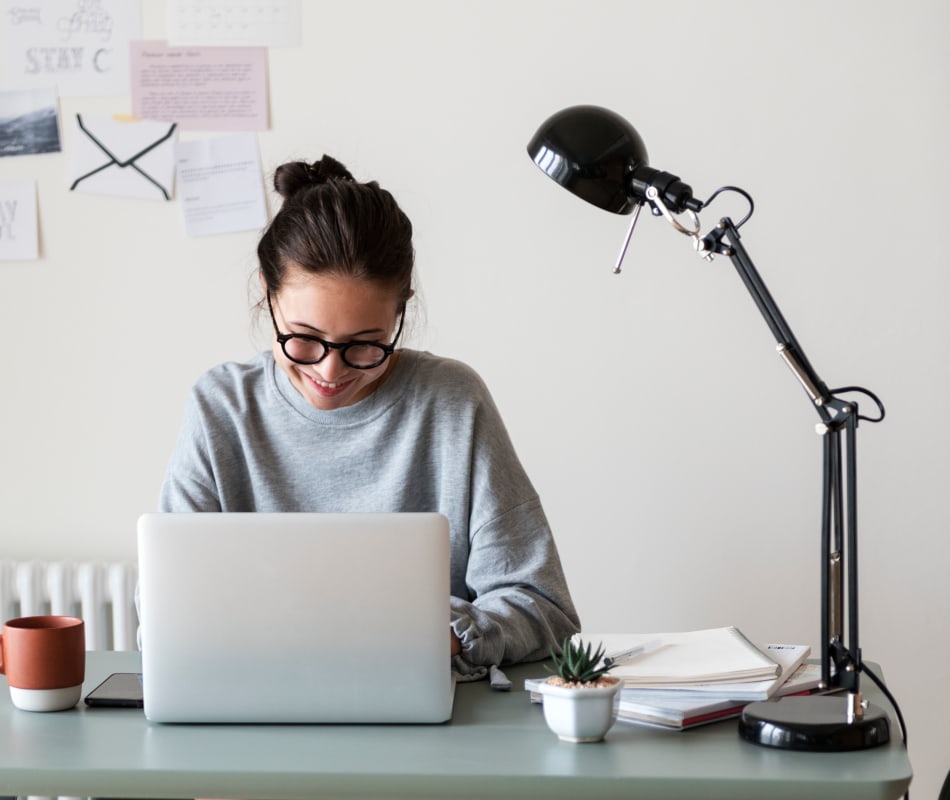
[738,695,890,752]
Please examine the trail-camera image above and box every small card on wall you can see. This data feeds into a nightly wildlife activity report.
[68,114,178,201]
[0,88,62,158]
[176,132,268,237]
[0,180,39,261]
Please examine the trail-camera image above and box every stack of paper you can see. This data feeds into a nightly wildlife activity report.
[526,628,820,731]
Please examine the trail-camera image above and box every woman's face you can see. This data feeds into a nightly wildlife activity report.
[268,268,405,411]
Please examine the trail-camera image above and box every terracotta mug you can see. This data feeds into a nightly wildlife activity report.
[0,615,85,711]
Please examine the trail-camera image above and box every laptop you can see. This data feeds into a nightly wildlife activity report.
[136,512,454,723]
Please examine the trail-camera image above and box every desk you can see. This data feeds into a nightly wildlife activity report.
[0,651,912,800]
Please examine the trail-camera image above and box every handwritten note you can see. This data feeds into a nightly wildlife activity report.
[1,0,143,97]
[0,180,39,260]
[129,40,269,131]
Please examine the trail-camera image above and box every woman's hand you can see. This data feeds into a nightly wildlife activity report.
[450,629,462,657]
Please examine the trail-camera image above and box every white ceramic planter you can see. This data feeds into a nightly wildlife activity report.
[534,677,622,743]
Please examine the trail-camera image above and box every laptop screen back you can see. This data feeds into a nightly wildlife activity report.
[137,512,453,723]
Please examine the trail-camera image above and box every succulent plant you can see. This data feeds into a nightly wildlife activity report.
[546,636,614,685]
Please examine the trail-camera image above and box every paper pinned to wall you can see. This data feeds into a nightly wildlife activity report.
[0,88,61,158]
[167,0,301,47]
[1,0,142,96]
[0,180,39,261]
[67,114,178,201]
[176,132,268,237]
[129,40,269,132]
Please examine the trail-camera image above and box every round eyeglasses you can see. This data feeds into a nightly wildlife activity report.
[267,293,405,369]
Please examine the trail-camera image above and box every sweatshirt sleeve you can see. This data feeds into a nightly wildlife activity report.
[158,385,223,512]
[450,497,581,667]
[439,367,581,667]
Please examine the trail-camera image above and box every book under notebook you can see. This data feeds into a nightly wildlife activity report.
[612,663,824,730]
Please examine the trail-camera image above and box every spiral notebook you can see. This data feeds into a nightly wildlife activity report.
[580,626,780,688]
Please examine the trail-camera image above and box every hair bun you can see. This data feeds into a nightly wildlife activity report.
[273,155,354,199]
[310,155,354,184]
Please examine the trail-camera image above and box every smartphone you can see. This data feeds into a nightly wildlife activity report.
[84,672,144,708]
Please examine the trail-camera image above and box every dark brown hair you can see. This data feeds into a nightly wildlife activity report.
[257,155,414,303]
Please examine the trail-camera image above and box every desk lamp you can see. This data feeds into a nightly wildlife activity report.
[527,105,890,752]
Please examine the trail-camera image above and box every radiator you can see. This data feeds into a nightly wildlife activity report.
[0,560,138,651]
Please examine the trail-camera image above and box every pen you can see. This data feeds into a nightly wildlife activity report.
[602,637,664,668]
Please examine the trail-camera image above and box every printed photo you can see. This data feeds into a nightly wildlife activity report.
[0,88,62,158]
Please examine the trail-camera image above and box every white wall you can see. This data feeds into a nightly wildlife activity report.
[2,0,947,795]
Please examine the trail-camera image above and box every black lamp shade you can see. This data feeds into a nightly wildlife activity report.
[527,105,649,215]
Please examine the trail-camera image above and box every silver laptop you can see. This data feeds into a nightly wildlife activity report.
[136,512,454,723]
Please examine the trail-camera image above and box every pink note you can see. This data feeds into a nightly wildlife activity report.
[129,39,269,132]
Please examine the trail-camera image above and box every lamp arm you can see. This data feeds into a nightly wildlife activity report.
[706,216,865,696]
[704,218,836,423]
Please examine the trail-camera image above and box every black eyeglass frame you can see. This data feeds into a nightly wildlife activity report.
[266,292,405,369]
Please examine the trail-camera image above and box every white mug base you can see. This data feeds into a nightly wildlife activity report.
[10,684,82,712]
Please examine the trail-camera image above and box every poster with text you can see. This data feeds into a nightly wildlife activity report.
[2,0,143,97]
[0,180,39,260]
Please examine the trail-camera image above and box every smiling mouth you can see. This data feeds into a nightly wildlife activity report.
[303,372,353,394]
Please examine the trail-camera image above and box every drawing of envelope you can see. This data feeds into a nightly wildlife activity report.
[68,114,178,201]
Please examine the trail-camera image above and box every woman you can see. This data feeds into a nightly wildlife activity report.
[158,155,580,672]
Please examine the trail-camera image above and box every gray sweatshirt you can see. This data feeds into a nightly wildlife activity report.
[158,349,580,668]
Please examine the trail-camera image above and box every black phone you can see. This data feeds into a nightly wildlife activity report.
[84,672,144,708]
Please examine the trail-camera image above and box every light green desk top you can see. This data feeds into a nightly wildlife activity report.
[0,650,912,800]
